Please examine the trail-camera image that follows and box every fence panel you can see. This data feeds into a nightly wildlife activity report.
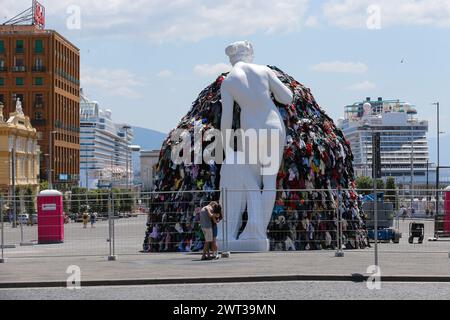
[0,188,448,261]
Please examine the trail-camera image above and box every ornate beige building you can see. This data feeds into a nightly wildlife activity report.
[0,100,40,193]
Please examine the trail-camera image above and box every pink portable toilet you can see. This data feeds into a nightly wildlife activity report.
[443,187,450,236]
[37,190,64,244]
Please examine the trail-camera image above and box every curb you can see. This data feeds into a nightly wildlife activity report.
[1,274,450,289]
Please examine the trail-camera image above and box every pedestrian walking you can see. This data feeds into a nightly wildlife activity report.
[400,205,407,221]
[82,212,89,229]
[90,212,97,228]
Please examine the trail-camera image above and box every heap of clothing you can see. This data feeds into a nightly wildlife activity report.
[143,66,369,253]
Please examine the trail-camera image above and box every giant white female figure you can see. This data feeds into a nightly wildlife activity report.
[219,41,293,251]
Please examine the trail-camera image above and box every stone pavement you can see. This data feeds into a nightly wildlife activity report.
[0,249,449,288]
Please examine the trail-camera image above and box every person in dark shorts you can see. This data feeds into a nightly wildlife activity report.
[199,202,222,261]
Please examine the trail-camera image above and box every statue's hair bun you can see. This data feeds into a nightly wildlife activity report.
[225,41,253,59]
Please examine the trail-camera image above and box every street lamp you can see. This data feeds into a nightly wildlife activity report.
[364,132,370,177]
[405,104,414,215]
[10,146,17,228]
[122,125,131,191]
[362,121,379,267]
[431,102,440,216]
[48,131,57,190]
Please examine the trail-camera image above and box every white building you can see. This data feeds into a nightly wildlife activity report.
[79,94,134,189]
[140,150,160,191]
[338,97,435,186]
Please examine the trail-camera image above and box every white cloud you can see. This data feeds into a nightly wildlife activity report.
[323,0,450,29]
[194,63,231,77]
[157,70,173,78]
[148,0,310,42]
[1,0,310,42]
[346,80,376,91]
[305,16,319,27]
[311,61,368,74]
[81,67,147,99]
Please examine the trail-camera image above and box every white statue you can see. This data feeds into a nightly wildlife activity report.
[0,102,4,122]
[219,41,293,251]
[16,98,24,115]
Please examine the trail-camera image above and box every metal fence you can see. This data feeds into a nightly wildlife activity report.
[0,188,449,263]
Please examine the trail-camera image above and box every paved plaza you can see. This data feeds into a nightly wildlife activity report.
[1,215,448,257]
[0,215,449,288]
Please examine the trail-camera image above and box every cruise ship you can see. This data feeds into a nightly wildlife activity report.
[338,97,433,186]
[80,93,134,189]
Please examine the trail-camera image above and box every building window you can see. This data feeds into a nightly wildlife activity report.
[16,77,24,86]
[0,78,4,86]
[16,40,24,54]
[33,58,45,72]
[0,94,4,103]
[0,59,5,72]
[34,40,43,53]
[0,40,4,54]
[34,77,43,85]
[35,112,43,120]
[13,58,25,72]
[34,93,44,108]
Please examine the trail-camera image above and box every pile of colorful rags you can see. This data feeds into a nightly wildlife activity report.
[142,66,369,253]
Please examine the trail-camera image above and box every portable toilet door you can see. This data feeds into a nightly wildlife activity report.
[444,187,450,236]
[37,190,64,244]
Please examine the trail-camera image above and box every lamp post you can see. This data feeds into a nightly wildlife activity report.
[409,111,414,216]
[427,160,429,202]
[10,147,17,228]
[122,125,131,191]
[365,132,369,177]
[431,103,440,216]
[363,122,379,267]
[48,131,57,190]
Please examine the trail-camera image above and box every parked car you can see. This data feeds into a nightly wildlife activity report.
[30,213,38,225]
[18,213,29,225]
[96,212,108,221]
[118,212,128,219]
[130,211,139,218]
[75,213,84,223]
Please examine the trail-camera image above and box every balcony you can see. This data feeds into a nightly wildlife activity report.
[0,67,6,72]
[15,48,24,54]
[34,103,44,109]
[31,119,46,126]
[12,66,26,72]
[32,66,46,72]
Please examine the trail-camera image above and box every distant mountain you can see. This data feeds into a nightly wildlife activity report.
[132,126,167,151]
[131,127,166,177]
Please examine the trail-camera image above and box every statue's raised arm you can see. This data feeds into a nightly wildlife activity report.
[268,68,293,106]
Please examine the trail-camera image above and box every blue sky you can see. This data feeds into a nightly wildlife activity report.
[3,0,450,145]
